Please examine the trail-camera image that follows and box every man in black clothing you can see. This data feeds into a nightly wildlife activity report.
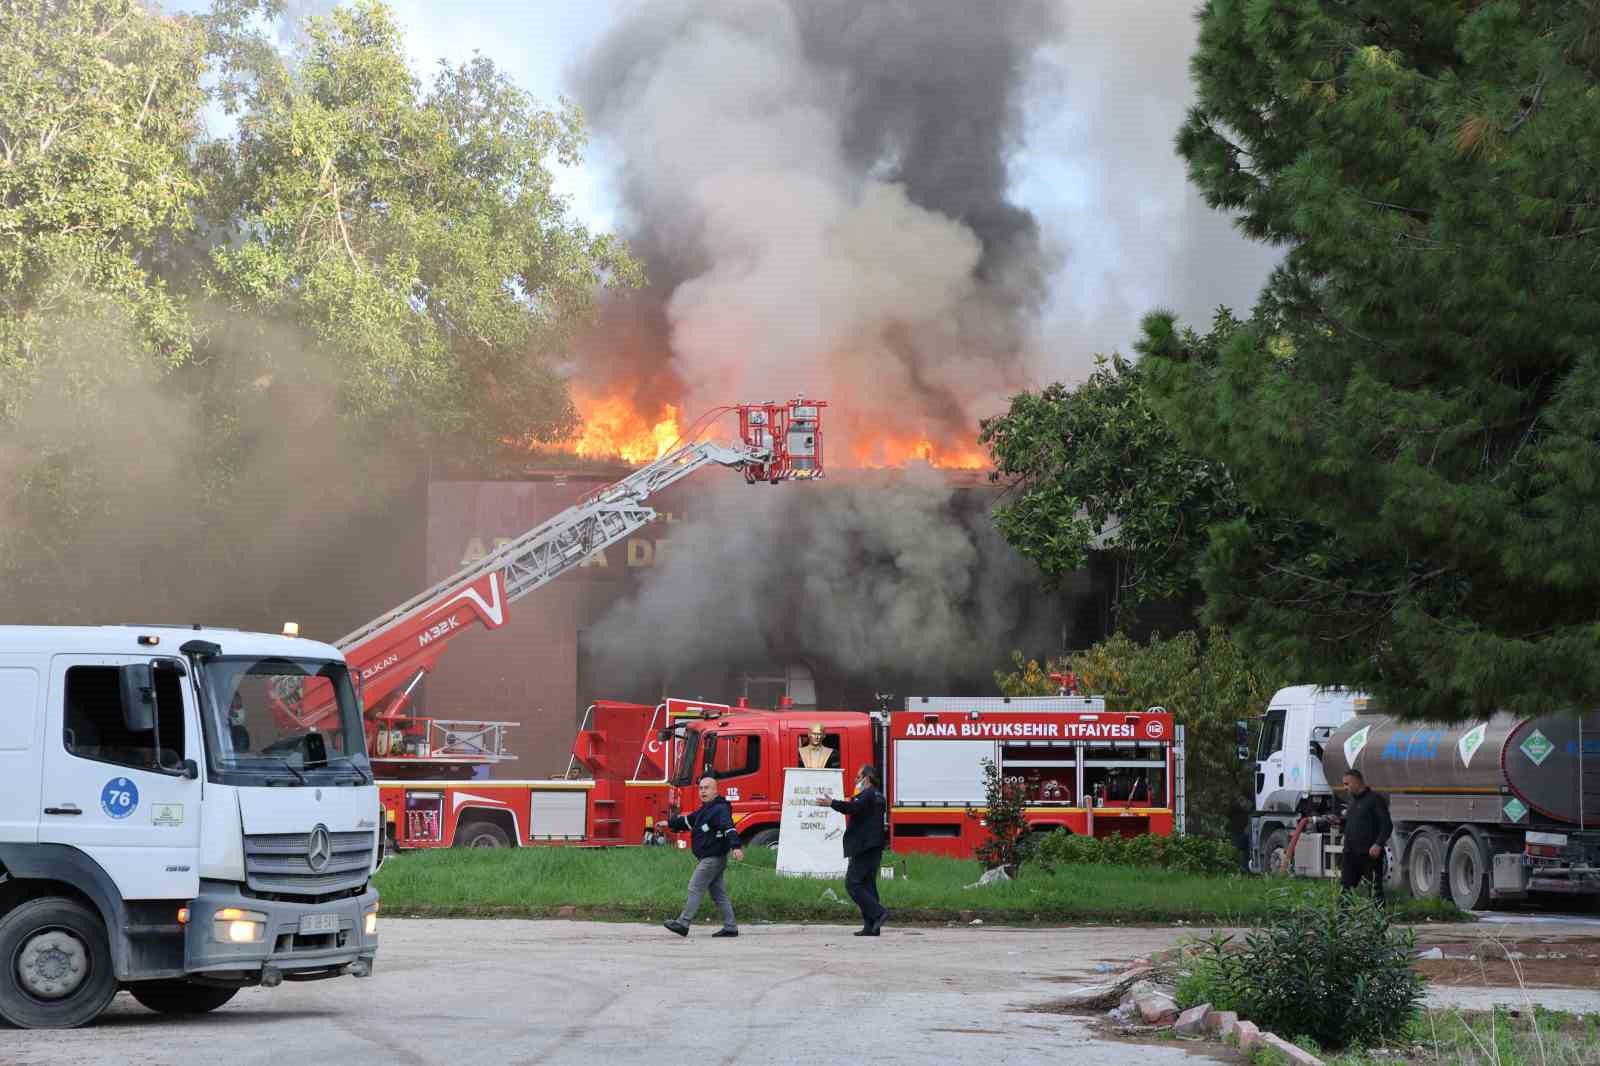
[661,776,745,937]
[1328,768,1393,903]
[815,764,888,936]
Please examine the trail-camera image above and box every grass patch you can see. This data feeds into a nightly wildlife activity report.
[372,847,1465,925]
[1254,1007,1600,1065]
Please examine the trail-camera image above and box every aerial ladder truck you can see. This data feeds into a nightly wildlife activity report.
[269,398,828,850]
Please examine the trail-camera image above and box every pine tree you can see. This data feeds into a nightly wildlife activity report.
[1140,1,1600,719]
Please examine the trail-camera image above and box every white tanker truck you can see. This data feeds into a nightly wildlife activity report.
[1240,685,1600,910]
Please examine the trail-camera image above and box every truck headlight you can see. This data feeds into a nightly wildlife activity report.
[213,907,268,944]
[364,903,378,936]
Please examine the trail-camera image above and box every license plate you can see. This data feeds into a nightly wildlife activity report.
[299,913,339,935]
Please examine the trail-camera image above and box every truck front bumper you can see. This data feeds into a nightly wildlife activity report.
[184,879,378,985]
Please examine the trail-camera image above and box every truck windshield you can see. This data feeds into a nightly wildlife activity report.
[198,656,370,784]
[670,730,702,787]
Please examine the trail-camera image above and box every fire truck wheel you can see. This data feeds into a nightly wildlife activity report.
[745,829,780,850]
[455,820,511,848]
[1406,828,1446,901]
[1446,831,1492,912]
[1261,829,1290,876]
[0,896,119,1029]
[128,979,240,1015]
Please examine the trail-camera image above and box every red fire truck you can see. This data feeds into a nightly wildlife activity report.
[641,694,1185,858]
[378,691,1185,857]
[265,398,830,850]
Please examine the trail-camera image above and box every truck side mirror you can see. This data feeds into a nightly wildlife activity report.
[1234,720,1250,762]
[120,663,156,733]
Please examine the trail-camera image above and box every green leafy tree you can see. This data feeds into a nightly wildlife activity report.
[998,629,1285,838]
[0,1,212,611]
[1140,0,1600,719]
[200,0,639,457]
[0,0,637,625]
[979,310,1244,621]
[0,0,208,418]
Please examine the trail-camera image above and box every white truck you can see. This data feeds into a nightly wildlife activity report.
[0,625,380,1028]
[1240,685,1600,910]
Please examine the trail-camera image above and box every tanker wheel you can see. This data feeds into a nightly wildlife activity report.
[455,821,511,848]
[1447,832,1492,912]
[128,979,239,1015]
[745,828,780,850]
[1262,829,1290,876]
[1407,829,1446,901]
[1382,838,1409,899]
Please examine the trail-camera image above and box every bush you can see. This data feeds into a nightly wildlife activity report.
[973,759,1031,872]
[1174,891,1424,1049]
[1031,829,1240,875]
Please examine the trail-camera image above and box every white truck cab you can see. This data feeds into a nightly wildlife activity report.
[0,625,379,1028]
[1241,685,1366,873]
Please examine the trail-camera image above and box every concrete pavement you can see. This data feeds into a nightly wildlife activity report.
[11,920,1238,1066]
[11,917,1599,1065]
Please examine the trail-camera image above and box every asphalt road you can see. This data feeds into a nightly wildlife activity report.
[10,917,1600,1066]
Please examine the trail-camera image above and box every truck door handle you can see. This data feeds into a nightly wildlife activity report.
[44,805,83,816]
[1278,774,1284,787]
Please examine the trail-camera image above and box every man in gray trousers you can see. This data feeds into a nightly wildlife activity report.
[661,776,745,937]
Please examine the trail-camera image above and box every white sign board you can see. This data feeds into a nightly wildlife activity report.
[776,768,847,878]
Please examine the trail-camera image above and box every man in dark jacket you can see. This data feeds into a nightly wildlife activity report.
[662,776,745,937]
[1328,768,1393,903]
[815,764,888,936]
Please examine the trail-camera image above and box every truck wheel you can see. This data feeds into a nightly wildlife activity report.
[1407,829,1446,901]
[1382,839,1409,899]
[0,897,119,1029]
[745,829,779,849]
[1262,829,1290,876]
[1447,832,1492,911]
[128,980,239,1015]
[455,821,511,848]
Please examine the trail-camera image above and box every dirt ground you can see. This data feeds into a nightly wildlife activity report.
[1411,934,1600,989]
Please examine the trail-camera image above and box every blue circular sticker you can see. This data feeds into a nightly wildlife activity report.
[101,778,139,819]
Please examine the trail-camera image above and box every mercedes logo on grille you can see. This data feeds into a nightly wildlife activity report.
[307,825,333,873]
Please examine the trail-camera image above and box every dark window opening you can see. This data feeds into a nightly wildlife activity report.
[63,664,184,773]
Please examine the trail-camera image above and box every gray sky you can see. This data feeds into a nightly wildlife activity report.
[182,0,1282,387]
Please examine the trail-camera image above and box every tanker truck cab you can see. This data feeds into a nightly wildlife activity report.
[1241,686,1365,874]
[0,626,380,1029]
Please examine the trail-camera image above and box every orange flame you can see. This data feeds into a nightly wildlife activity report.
[570,391,683,463]
[560,388,990,471]
[847,434,989,471]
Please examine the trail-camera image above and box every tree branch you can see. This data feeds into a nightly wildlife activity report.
[1267,563,1451,599]
[1504,71,1547,136]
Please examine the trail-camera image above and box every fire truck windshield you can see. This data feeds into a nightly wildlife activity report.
[198,656,370,785]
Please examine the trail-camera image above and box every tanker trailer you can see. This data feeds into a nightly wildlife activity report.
[1302,712,1600,910]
